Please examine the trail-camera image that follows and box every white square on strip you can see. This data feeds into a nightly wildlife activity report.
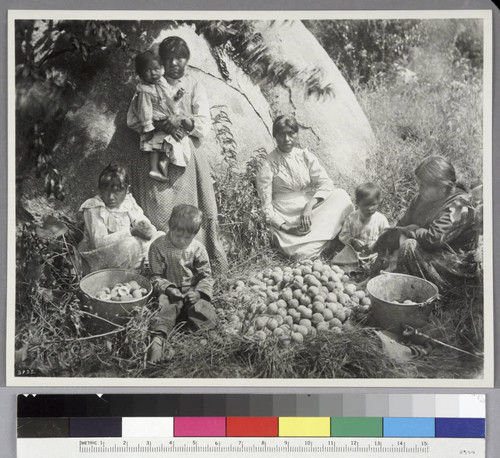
[122,417,174,437]
[411,394,435,417]
[435,395,460,418]
[459,394,486,418]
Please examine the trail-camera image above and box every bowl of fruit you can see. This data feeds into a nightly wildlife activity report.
[79,269,153,332]
[366,272,438,332]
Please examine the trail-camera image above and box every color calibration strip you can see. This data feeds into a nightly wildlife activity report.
[18,394,485,418]
[17,416,485,439]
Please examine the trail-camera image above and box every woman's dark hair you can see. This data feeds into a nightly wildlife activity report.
[168,204,203,234]
[135,51,161,77]
[355,182,381,204]
[415,155,458,191]
[98,165,130,191]
[272,115,299,137]
[159,36,191,61]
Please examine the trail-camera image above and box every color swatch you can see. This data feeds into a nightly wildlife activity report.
[17,394,485,418]
[17,394,485,440]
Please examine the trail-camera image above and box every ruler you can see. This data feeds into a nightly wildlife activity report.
[17,437,484,457]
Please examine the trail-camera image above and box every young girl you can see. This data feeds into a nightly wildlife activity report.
[339,182,389,256]
[127,51,192,182]
[77,165,164,273]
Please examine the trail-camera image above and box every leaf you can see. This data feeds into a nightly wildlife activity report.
[35,215,68,239]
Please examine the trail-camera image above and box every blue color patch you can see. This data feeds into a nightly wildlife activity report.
[70,417,122,437]
[383,418,435,437]
[435,418,485,438]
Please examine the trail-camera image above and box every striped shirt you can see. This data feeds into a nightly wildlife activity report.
[149,233,213,300]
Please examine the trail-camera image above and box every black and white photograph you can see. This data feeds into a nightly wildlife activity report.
[7,10,493,386]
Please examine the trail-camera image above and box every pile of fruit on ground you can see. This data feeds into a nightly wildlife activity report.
[222,259,371,345]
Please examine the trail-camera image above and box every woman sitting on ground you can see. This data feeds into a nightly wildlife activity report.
[396,155,478,291]
[256,114,354,260]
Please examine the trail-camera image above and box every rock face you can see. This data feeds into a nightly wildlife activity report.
[20,20,375,222]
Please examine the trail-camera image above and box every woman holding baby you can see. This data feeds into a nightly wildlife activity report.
[128,36,228,276]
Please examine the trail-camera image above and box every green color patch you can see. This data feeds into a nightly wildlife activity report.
[331,417,383,437]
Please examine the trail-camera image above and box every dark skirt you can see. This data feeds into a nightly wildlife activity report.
[396,238,477,292]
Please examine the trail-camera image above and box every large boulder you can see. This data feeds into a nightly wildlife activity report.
[20,20,374,222]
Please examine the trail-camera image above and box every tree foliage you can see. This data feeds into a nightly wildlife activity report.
[304,19,483,88]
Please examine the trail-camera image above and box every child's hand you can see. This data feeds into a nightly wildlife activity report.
[185,290,200,306]
[131,220,153,240]
[365,241,376,253]
[142,129,155,142]
[166,287,184,301]
[351,239,365,251]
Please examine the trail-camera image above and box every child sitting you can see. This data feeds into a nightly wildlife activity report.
[78,165,164,274]
[127,50,192,183]
[339,182,389,257]
[148,204,217,363]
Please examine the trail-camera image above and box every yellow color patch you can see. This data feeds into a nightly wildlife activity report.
[279,417,331,437]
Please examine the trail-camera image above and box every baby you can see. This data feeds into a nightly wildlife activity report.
[127,51,191,182]
[148,204,217,363]
[339,182,389,257]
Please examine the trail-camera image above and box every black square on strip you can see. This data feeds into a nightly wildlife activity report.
[17,418,69,438]
[69,418,121,437]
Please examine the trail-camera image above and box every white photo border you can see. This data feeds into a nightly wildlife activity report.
[6,9,494,387]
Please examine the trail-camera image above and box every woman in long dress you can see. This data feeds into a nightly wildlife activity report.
[396,156,478,291]
[130,36,228,276]
[256,115,354,260]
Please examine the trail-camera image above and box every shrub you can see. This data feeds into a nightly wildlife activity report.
[210,105,271,262]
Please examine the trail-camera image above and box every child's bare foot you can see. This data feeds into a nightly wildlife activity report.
[148,334,175,363]
[159,160,169,178]
[149,171,168,182]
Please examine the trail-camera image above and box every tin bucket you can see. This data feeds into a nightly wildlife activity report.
[366,272,438,333]
[79,269,153,333]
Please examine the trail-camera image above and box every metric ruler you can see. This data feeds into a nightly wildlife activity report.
[17,437,485,457]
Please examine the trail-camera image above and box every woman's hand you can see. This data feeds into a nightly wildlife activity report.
[398,224,420,237]
[181,117,194,132]
[300,200,315,231]
[131,220,153,240]
[154,115,184,135]
[172,126,187,141]
[185,290,200,306]
[280,223,310,237]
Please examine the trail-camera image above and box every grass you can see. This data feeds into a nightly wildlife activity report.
[356,44,483,223]
[14,251,483,380]
[14,27,485,380]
